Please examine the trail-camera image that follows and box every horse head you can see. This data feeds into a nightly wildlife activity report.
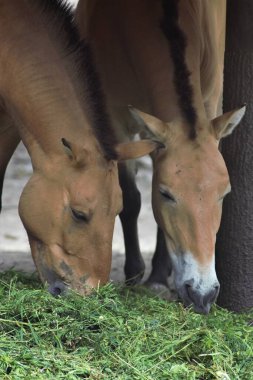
[19,136,159,295]
[131,105,245,313]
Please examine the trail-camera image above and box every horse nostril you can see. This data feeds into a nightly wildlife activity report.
[52,286,62,296]
[48,281,66,297]
[185,283,198,305]
[205,285,220,305]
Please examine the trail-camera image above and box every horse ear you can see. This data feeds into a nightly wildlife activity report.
[129,106,167,142]
[61,138,86,167]
[115,139,164,161]
[212,105,246,140]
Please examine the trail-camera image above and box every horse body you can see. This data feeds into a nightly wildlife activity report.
[76,0,245,313]
[0,0,158,294]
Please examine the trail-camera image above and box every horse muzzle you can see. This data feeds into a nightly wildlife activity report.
[48,280,67,297]
[178,280,220,314]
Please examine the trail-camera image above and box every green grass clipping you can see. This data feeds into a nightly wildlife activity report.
[0,272,252,379]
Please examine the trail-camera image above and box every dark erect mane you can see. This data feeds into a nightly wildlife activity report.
[35,0,118,160]
[161,0,197,139]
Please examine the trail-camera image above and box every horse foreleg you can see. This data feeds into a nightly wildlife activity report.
[0,109,20,212]
[146,227,171,285]
[118,161,144,284]
[146,226,177,300]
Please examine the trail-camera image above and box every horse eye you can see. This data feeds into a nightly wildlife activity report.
[71,208,89,223]
[159,187,176,203]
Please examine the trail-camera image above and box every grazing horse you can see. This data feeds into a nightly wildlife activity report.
[76,0,246,313]
[0,0,159,295]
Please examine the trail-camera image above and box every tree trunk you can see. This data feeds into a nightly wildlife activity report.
[216,0,253,311]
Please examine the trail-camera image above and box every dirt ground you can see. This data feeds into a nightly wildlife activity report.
[0,143,157,284]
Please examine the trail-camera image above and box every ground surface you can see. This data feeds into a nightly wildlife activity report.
[0,143,157,284]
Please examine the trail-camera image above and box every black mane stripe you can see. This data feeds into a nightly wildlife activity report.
[77,41,118,160]
[161,0,197,139]
[36,0,118,160]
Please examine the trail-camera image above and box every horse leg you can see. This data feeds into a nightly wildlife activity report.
[0,109,20,212]
[118,161,145,284]
[146,226,177,300]
[146,227,171,285]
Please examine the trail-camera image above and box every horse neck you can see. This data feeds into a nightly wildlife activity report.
[0,0,97,169]
[114,1,207,126]
[148,1,208,125]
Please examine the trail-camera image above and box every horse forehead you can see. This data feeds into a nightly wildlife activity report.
[66,164,119,199]
[64,161,110,184]
[158,143,229,187]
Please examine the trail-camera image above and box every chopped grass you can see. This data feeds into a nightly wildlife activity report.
[0,272,252,379]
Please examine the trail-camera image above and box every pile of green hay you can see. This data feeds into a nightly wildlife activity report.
[0,272,252,379]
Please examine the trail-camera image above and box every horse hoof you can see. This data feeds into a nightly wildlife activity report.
[125,263,145,285]
[145,282,178,301]
[125,271,145,286]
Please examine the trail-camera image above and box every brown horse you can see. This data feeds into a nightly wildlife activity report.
[76,0,246,313]
[0,0,159,295]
